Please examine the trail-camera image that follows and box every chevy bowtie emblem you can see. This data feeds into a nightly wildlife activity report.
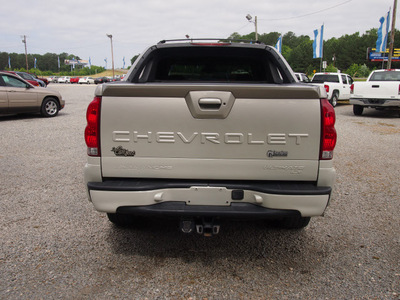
[111,146,136,157]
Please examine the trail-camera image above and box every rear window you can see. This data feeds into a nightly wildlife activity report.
[155,57,266,82]
[133,45,292,84]
[369,71,400,81]
[311,74,340,83]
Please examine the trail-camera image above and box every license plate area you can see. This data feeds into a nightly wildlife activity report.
[186,186,231,206]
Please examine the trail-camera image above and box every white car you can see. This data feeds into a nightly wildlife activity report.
[58,76,70,83]
[79,77,95,84]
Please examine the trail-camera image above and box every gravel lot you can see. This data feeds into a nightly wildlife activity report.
[1,84,399,299]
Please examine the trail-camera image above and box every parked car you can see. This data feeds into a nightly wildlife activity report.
[31,74,49,86]
[79,77,95,84]
[2,71,40,86]
[70,77,80,84]
[0,71,65,117]
[94,77,110,84]
[51,76,59,83]
[16,72,46,87]
[58,76,71,83]
[311,72,353,107]
[350,69,400,116]
[294,72,311,83]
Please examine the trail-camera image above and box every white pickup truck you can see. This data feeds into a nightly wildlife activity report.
[84,39,337,235]
[350,69,400,117]
[311,72,354,107]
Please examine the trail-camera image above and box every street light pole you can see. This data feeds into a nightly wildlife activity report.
[106,34,115,79]
[22,35,28,71]
[246,14,258,41]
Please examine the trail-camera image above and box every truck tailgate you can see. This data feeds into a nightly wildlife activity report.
[353,82,400,99]
[99,83,322,181]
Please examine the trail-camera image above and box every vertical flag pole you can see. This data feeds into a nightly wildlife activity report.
[321,24,324,72]
[320,57,323,72]
[388,0,397,69]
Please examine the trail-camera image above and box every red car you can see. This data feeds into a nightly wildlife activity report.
[70,77,79,84]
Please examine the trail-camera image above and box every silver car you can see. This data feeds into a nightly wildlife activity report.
[0,71,65,117]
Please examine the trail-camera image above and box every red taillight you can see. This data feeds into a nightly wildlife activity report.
[324,84,329,93]
[398,84,400,95]
[350,83,354,94]
[85,96,101,156]
[320,99,337,160]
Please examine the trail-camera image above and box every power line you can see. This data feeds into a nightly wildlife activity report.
[259,0,353,21]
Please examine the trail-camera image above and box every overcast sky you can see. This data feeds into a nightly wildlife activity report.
[0,0,397,69]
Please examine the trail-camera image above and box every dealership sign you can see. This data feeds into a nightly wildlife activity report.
[64,59,89,66]
[368,48,400,62]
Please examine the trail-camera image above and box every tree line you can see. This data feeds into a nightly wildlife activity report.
[228,28,400,77]
[0,52,105,76]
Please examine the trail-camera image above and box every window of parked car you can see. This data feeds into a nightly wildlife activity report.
[311,74,340,83]
[369,70,400,81]
[0,75,29,88]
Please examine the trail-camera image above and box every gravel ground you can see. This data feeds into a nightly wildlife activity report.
[0,84,399,299]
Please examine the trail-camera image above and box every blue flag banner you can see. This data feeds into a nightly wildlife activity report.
[34,58,37,69]
[58,56,60,69]
[8,56,11,69]
[275,36,282,53]
[376,10,390,52]
[104,58,107,69]
[123,56,125,69]
[89,57,91,68]
[313,25,324,59]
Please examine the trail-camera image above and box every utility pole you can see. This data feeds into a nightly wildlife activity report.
[106,34,115,79]
[388,0,397,69]
[22,35,28,71]
[255,16,258,41]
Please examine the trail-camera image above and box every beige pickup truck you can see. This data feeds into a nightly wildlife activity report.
[84,39,337,235]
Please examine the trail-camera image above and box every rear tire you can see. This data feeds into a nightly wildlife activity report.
[107,213,144,227]
[41,98,59,117]
[275,216,311,229]
[330,92,338,107]
[353,105,364,116]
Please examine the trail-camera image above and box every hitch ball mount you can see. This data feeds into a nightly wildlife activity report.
[180,218,220,236]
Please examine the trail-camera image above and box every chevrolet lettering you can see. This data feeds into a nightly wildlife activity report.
[84,39,337,235]
[112,131,309,145]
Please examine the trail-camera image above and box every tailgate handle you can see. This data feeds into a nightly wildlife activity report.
[372,85,380,88]
[198,98,222,110]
